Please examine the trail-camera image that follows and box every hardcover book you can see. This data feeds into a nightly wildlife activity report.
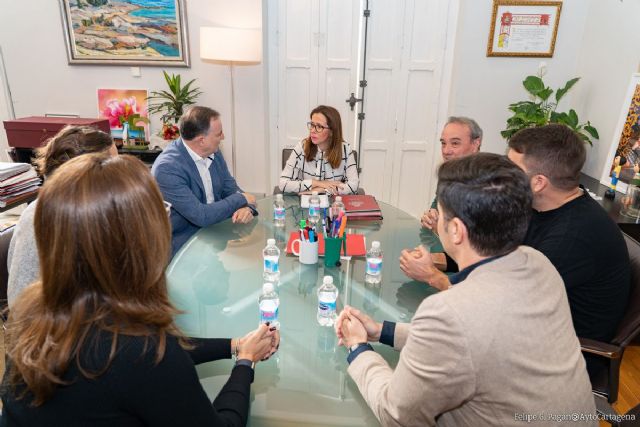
[340,195,383,220]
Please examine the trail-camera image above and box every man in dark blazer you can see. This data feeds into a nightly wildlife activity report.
[152,106,257,257]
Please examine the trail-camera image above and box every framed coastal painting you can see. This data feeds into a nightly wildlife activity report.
[487,0,562,57]
[59,0,190,66]
[600,73,640,193]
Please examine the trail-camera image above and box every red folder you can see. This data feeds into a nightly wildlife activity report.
[286,232,366,256]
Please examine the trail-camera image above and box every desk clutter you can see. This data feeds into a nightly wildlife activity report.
[0,162,40,208]
[271,192,382,273]
[299,193,383,220]
[262,194,384,330]
[286,232,366,257]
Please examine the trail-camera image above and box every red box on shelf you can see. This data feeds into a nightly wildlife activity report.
[2,116,110,149]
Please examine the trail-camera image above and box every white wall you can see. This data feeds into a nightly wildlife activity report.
[3,0,640,195]
[572,0,640,180]
[0,0,268,193]
[449,0,589,157]
[450,0,640,184]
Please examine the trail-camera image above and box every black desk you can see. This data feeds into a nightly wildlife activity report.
[580,173,640,241]
[117,147,162,166]
[580,173,629,224]
[10,147,163,168]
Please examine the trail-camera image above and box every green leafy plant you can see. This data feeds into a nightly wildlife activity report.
[147,71,202,125]
[502,75,599,145]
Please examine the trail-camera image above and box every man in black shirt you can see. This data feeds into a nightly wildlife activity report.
[403,125,631,368]
[507,124,630,347]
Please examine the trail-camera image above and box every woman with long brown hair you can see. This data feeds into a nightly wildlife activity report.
[279,105,359,194]
[1,154,278,426]
[7,125,118,306]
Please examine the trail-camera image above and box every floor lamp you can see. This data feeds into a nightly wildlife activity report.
[200,27,262,176]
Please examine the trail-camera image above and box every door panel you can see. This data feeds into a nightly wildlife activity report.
[359,68,394,198]
[272,0,453,218]
[285,0,314,62]
[384,0,449,216]
[359,0,405,202]
[319,0,361,147]
[279,0,318,150]
[284,70,313,147]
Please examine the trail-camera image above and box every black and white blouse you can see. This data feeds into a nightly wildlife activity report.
[279,140,359,194]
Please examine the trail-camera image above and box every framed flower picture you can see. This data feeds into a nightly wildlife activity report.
[97,89,150,142]
[59,0,190,66]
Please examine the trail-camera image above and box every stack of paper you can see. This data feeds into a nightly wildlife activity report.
[0,163,40,207]
[0,162,30,180]
[300,194,330,208]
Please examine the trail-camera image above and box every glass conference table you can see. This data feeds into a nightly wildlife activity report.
[166,195,441,427]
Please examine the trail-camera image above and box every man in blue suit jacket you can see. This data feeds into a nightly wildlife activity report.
[152,106,257,257]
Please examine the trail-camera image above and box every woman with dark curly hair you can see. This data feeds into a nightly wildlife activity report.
[7,125,117,306]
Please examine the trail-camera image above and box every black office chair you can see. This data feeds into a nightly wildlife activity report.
[580,231,640,403]
[274,148,365,195]
[594,393,640,426]
[282,148,294,170]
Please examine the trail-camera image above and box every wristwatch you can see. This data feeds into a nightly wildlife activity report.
[235,358,256,370]
[348,342,369,354]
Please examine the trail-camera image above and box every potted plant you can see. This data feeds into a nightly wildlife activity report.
[147,71,202,140]
[502,74,599,145]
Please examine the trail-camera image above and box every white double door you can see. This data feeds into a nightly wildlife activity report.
[269,0,455,217]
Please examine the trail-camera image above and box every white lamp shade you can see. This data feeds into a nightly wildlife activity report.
[200,27,262,62]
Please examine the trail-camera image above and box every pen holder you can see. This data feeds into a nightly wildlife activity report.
[324,236,346,268]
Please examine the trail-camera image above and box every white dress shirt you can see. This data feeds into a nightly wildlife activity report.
[184,142,215,204]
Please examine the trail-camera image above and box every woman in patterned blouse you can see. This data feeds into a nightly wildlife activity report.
[279,105,359,195]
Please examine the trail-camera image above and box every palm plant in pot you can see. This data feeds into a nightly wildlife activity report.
[502,75,599,145]
[147,71,202,140]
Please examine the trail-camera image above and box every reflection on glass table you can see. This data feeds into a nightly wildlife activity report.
[166,196,441,427]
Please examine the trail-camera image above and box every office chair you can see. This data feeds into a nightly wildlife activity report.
[594,393,640,426]
[0,226,15,321]
[273,148,365,195]
[580,231,640,403]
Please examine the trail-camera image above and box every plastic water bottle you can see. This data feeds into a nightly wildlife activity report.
[308,191,321,225]
[365,241,383,284]
[330,196,345,219]
[259,282,280,328]
[273,194,285,227]
[317,275,339,326]
[263,238,280,282]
